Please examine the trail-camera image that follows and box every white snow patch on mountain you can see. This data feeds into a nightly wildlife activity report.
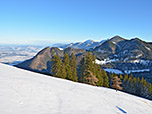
[96,58,119,65]
[58,48,63,50]
[0,63,152,114]
[130,60,150,65]
[95,59,107,64]
[145,46,151,51]
[104,69,123,74]
[125,69,150,74]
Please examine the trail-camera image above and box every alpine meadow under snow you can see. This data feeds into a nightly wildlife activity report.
[0,63,152,114]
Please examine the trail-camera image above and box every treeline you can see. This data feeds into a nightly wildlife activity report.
[123,74,152,99]
[51,50,152,100]
[108,73,152,99]
[51,50,78,81]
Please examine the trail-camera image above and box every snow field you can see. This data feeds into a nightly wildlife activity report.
[0,63,152,114]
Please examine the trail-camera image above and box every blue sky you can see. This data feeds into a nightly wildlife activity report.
[0,0,152,45]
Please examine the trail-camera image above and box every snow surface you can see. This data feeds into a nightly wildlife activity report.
[124,69,150,74]
[104,69,123,74]
[58,48,63,50]
[0,63,152,114]
[95,59,119,65]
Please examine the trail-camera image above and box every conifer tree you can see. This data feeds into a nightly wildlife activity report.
[119,74,123,80]
[127,76,133,93]
[140,77,144,96]
[83,52,95,84]
[102,69,109,87]
[85,52,94,72]
[70,53,78,82]
[63,52,72,80]
[78,57,85,82]
[57,63,66,79]
[51,55,62,77]
[109,73,114,87]
[112,76,122,91]
[84,70,98,86]
[136,77,141,96]
[123,74,128,91]
[96,64,103,86]
[132,77,137,94]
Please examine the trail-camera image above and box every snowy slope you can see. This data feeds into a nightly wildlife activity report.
[0,64,152,114]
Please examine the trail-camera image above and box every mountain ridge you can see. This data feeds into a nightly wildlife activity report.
[16,36,152,82]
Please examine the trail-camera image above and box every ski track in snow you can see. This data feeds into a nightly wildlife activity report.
[116,106,127,113]
[0,63,152,114]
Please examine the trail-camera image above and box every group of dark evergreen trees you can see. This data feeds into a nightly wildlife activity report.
[51,50,152,100]
[108,73,152,100]
[123,74,152,99]
[78,52,109,87]
[51,50,78,81]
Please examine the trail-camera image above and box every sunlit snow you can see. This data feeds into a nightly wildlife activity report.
[0,64,152,114]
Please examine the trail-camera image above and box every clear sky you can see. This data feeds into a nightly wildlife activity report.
[0,0,152,45]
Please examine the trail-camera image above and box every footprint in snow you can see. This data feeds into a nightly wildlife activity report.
[19,100,23,104]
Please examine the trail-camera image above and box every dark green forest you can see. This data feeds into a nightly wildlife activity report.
[51,50,152,100]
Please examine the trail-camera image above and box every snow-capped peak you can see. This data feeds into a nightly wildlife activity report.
[84,39,95,44]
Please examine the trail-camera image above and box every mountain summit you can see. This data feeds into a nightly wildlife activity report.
[109,35,126,44]
[53,39,106,50]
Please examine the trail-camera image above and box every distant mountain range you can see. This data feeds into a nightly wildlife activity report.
[53,39,107,50]
[16,36,152,83]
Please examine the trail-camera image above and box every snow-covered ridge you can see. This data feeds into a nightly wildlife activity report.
[53,39,107,50]
[0,63,152,114]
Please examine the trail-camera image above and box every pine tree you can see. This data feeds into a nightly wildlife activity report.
[111,76,122,91]
[85,52,94,72]
[78,57,85,82]
[123,74,128,91]
[102,69,109,87]
[140,77,144,96]
[51,55,62,77]
[57,63,66,79]
[83,52,95,84]
[109,73,114,87]
[136,77,141,96]
[70,52,78,82]
[63,52,72,80]
[96,64,103,86]
[127,76,133,93]
[132,77,137,94]
[119,74,123,80]
[84,70,98,86]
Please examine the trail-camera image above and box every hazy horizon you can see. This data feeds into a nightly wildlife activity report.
[0,0,152,45]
